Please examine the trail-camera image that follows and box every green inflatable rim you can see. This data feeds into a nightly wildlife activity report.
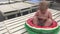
[25,23,59,34]
[26,22,59,30]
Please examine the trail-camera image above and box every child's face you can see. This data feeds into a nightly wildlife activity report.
[39,1,48,13]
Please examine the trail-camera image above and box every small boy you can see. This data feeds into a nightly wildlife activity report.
[33,1,52,26]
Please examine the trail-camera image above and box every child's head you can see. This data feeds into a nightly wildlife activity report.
[38,1,49,12]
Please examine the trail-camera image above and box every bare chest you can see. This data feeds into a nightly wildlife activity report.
[38,11,49,18]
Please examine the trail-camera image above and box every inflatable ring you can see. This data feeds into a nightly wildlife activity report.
[25,18,59,34]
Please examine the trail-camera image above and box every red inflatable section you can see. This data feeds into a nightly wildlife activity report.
[27,18,57,28]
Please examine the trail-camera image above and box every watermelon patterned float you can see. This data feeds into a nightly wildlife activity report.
[25,18,60,34]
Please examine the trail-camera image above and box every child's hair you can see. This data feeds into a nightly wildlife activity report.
[38,1,49,11]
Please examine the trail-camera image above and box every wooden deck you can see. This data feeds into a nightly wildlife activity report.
[0,9,60,34]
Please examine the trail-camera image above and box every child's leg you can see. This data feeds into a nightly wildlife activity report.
[44,19,52,26]
[33,16,38,25]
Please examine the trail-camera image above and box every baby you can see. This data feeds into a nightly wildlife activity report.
[33,1,52,26]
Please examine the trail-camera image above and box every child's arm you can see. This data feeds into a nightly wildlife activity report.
[48,12,52,19]
[33,11,39,25]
